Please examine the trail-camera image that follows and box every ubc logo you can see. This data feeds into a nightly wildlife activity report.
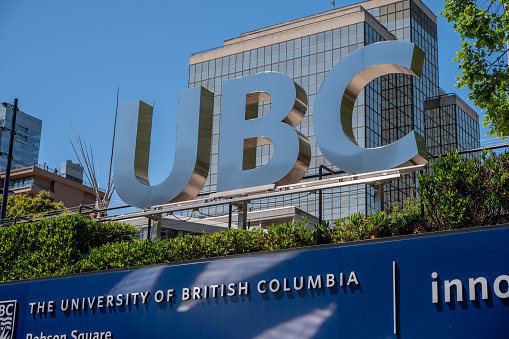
[0,300,18,339]
[115,41,428,209]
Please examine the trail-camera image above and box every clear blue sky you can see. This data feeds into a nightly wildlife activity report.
[0,0,486,190]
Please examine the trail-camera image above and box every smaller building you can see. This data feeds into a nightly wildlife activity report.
[60,160,84,184]
[0,162,102,208]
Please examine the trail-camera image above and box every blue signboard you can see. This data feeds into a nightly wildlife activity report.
[1,225,508,338]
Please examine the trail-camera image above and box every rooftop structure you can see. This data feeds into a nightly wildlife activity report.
[60,160,84,184]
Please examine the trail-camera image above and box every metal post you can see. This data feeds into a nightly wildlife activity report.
[419,170,424,219]
[318,165,334,225]
[156,215,162,239]
[147,218,152,240]
[373,183,385,212]
[228,204,232,228]
[1,98,18,221]
[318,166,323,243]
[319,168,323,225]
[237,202,248,229]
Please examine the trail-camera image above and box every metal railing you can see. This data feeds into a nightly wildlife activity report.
[0,164,425,227]
[1,142,507,227]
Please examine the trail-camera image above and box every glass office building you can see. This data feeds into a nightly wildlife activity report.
[0,105,42,172]
[187,0,480,222]
[424,90,480,156]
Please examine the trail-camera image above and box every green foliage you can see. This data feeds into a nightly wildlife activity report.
[320,212,389,243]
[257,220,316,250]
[79,221,317,272]
[80,206,428,273]
[385,197,424,235]
[2,151,509,282]
[441,0,509,138]
[78,240,176,271]
[316,199,423,244]
[0,215,137,282]
[418,150,509,230]
[0,191,67,218]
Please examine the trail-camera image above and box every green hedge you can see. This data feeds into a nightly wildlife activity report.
[79,207,425,272]
[0,215,137,282]
[1,151,508,282]
[79,222,317,272]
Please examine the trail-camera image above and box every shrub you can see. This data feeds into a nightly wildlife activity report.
[257,221,316,250]
[385,197,423,235]
[418,150,509,230]
[317,211,386,243]
[78,239,177,271]
[79,221,317,272]
[0,215,137,281]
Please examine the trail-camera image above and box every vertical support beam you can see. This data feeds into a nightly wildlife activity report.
[419,170,424,219]
[228,204,232,229]
[318,165,334,225]
[319,170,323,225]
[147,218,152,240]
[373,182,385,212]
[156,214,162,239]
[237,202,248,229]
[1,98,18,222]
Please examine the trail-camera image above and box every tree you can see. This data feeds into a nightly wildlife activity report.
[0,191,66,219]
[442,0,509,138]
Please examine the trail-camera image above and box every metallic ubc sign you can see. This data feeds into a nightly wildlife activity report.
[114,41,428,208]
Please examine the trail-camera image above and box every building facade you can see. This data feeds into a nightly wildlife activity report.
[424,89,480,156]
[0,164,101,209]
[187,0,480,222]
[0,104,42,172]
[60,160,85,184]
